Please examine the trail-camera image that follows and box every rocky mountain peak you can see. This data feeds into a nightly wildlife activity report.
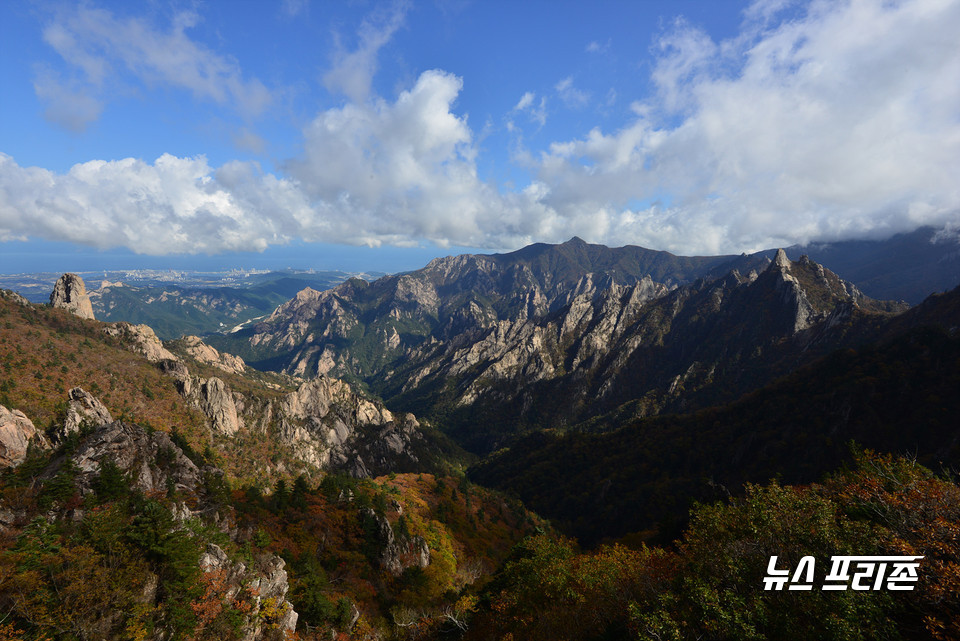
[49,273,95,320]
[772,248,792,270]
[294,286,322,302]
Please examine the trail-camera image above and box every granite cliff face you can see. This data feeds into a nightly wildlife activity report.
[277,376,423,476]
[216,238,763,383]
[217,243,907,453]
[106,329,429,478]
[50,273,95,320]
[172,363,425,477]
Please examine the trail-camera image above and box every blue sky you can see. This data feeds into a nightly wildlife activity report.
[1,0,958,274]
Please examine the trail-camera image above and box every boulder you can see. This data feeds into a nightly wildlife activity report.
[0,405,49,468]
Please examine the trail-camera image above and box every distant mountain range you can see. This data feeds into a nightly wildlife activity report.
[89,270,372,339]
[200,230,960,547]
[785,225,960,303]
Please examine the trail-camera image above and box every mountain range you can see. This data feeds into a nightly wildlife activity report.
[209,238,922,452]
[1,228,959,640]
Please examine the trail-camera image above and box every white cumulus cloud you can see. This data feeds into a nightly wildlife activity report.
[529,0,960,253]
[5,0,959,257]
[0,153,304,255]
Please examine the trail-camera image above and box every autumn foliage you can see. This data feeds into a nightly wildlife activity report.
[470,451,960,641]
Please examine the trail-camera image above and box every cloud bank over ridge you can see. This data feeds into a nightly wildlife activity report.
[2,0,958,256]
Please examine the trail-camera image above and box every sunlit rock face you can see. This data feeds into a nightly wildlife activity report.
[50,273,95,320]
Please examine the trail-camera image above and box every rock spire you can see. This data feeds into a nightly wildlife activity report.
[50,273,95,320]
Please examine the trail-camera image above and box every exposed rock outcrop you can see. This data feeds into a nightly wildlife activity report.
[56,421,203,496]
[182,376,243,437]
[276,377,424,477]
[361,508,431,576]
[50,273,95,320]
[34,418,298,640]
[103,322,178,362]
[58,387,113,441]
[0,405,49,468]
[180,336,247,374]
[170,363,425,476]
[0,289,29,306]
[199,543,298,641]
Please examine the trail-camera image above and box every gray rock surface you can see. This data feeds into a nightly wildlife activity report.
[171,363,425,476]
[0,289,30,306]
[180,335,247,374]
[361,507,431,576]
[196,377,243,437]
[274,376,423,476]
[50,273,95,320]
[59,421,202,496]
[103,322,178,362]
[59,387,114,441]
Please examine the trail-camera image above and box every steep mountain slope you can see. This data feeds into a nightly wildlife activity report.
[0,286,464,486]
[0,398,538,641]
[470,284,960,545]
[379,250,908,451]
[0,284,539,641]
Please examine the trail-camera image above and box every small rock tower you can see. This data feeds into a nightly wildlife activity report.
[50,273,96,320]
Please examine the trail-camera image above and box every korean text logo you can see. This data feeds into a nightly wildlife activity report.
[763,555,923,591]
